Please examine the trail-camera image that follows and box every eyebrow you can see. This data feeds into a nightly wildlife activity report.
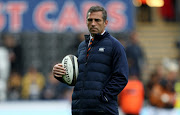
[87,18,101,22]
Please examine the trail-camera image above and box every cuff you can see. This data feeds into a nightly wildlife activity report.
[100,92,112,103]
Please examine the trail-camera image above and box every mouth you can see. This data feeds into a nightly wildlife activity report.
[90,28,98,32]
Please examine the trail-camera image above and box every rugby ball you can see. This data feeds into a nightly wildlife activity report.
[61,55,78,86]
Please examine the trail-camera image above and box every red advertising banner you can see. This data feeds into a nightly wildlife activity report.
[0,0,135,33]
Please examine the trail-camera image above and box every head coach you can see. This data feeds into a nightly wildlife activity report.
[52,5,129,115]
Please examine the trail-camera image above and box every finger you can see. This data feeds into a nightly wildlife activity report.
[53,70,66,75]
[53,67,66,73]
[54,65,65,70]
[54,74,63,78]
[53,66,65,73]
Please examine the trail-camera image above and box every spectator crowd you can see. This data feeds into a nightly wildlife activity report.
[0,33,73,101]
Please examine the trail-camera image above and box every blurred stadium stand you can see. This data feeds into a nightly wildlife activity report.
[0,32,129,77]
[136,7,180,82]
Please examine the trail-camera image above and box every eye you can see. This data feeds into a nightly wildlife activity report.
[95,19,101,22]
[87,19,93,22]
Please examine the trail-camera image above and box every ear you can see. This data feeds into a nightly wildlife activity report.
[104,20,108,27]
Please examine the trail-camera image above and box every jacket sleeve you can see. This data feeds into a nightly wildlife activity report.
[54,76,66,83]
[101,41,129,102]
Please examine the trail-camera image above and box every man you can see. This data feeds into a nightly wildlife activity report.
[0,46,10,101]
[126,32,146,80]
[119,74,144,115]
[52,6,128,115]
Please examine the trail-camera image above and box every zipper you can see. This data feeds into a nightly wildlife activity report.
[83,46,93,89]
[82,44,90,96]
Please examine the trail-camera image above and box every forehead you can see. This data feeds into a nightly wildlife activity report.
[87,11,103,19]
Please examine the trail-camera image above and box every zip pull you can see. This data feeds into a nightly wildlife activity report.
[85,62,87,65]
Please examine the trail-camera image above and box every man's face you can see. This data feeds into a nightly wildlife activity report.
[87,11,108,36]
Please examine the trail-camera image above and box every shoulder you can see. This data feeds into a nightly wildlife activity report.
[78,40,86,50]
[77,41,86,55]
[78,41,86,48]
[105,35,126,59]
[107,34,125,51]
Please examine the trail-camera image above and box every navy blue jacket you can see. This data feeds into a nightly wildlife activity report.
[72,31,128,115]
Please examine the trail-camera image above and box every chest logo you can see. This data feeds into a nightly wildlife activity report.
[98,47,105,52]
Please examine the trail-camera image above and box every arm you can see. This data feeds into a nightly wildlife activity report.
[101,42,129,102]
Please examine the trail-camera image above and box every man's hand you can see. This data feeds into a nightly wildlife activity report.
[52,63,66,77]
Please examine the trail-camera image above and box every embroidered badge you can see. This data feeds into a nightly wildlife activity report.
[98,48,105,52]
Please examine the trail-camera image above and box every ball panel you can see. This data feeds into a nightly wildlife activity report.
[74,56,79,77]
[62,56,72,85]
[61,55,78,86]
[71,55,78,86]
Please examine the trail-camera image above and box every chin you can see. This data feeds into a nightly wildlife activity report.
[90,32,99,35]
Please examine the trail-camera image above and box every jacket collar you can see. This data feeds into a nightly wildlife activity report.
[84,31,109,45]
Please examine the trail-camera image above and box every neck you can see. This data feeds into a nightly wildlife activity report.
[91,30,106,37]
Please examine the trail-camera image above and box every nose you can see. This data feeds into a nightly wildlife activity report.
[91,20,96,26]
